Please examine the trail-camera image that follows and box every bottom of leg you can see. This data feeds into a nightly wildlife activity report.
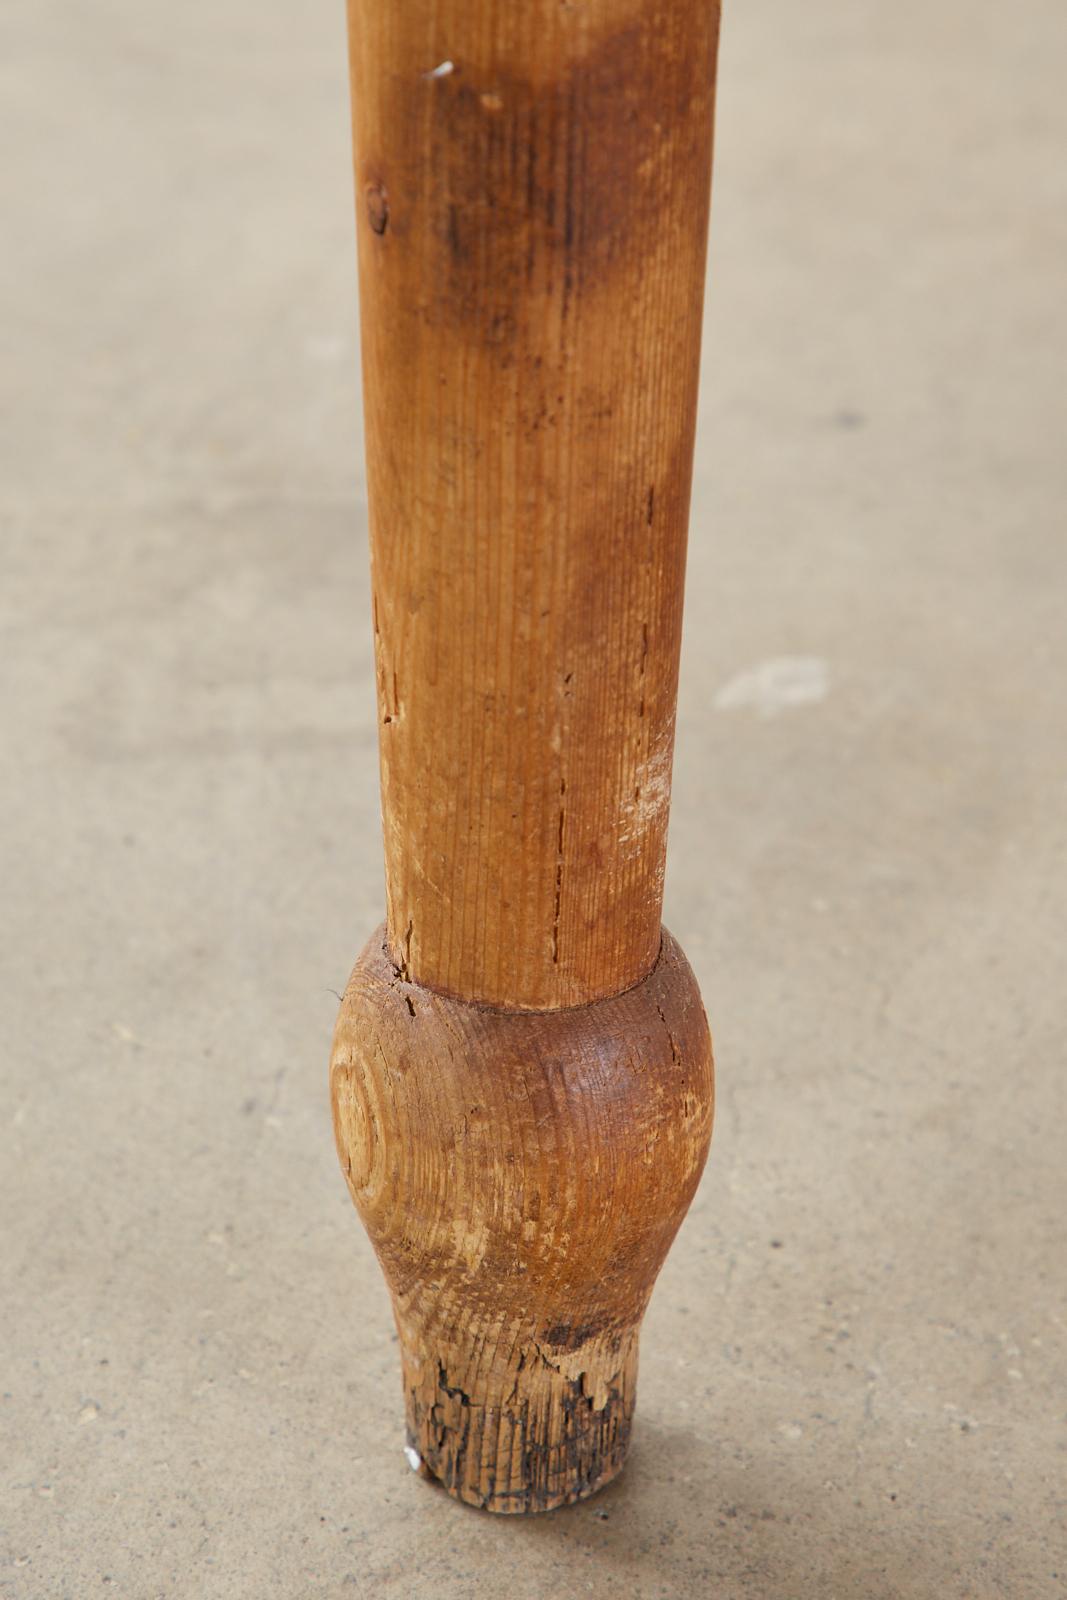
[402,1334,639,1514]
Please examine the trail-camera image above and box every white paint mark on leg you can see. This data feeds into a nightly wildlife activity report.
[423,59,454,79]
[403,1444,422,1472]
[714,657,829,718]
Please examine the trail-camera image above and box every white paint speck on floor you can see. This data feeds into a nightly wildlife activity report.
[714,657,830,717]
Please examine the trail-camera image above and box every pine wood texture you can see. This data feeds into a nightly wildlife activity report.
[331,927,713,1512]
[334,0,721,1513]
[348,0,721,1009]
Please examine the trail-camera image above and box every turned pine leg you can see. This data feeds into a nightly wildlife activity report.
[331,0,721,1513]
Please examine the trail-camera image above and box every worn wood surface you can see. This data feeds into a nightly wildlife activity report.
[348,0,721,1010]
[334,0,720,1512]
[332,928,713,1512]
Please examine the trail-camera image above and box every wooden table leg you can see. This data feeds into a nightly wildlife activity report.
[331,0,721,1513]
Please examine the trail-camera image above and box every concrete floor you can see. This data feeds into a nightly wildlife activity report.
[3,1,1065,1595]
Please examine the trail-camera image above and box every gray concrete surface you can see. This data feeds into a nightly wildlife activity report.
[3,1,1065,1595]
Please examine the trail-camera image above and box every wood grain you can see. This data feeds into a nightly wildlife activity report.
[334,0,721,1511]
[348,0,721,1009]
[331,927,713,1512]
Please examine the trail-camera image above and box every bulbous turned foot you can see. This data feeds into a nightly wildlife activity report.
[330,926,713,1513]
